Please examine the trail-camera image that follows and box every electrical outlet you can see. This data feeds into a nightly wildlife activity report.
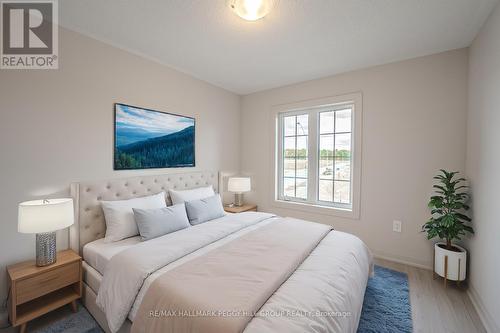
[393,220,402,233]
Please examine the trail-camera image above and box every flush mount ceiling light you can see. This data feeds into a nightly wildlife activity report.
[228,0,277,21]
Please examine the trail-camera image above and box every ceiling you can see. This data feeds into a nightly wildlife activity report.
[59,0,499,95]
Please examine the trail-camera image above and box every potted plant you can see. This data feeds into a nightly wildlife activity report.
[422,169,474,284]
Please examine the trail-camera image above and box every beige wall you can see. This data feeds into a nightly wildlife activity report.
[241,49,468,269]
[0,28,241,302]
[466,1,500,331]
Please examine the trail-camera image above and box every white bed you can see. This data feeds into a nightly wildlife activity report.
[71,171,372,333]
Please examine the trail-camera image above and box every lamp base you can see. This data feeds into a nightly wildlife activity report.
[234,193,244,207]
[36,232,57,267]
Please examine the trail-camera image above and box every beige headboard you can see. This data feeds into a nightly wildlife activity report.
[70,171,219,254]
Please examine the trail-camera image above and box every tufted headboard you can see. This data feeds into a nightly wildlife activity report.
[69,171,219,254]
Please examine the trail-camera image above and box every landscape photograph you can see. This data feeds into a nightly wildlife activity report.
[114,103,195,170]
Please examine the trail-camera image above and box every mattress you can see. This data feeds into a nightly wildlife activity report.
[83,236,141,275]
[83,261,103,294]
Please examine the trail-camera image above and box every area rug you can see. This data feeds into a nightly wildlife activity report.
[32,303,102,333]
[357,265,413,333]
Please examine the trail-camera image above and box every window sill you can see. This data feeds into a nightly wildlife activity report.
[272,199,360,220]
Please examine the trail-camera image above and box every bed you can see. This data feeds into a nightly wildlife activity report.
[70,171,372,333]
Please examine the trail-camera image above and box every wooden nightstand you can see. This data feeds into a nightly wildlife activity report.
[224,204,257,213]
[7,250,82,333]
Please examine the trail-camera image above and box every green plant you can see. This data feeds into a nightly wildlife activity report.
[422,169,474,250]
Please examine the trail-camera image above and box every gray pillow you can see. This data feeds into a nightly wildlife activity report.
[133,204,190,241]
[185,194,225,225]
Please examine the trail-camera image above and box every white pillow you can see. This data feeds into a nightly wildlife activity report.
[169,186,215,205]
[101,192,166,243]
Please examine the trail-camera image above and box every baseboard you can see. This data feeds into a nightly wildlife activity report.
[372,252,433,271]
[467,284,499,333]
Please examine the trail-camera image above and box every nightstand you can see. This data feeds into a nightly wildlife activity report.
[7,249,82,333]
[224,204,257,213]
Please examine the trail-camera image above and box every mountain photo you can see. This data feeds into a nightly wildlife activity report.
[114,104,195,170]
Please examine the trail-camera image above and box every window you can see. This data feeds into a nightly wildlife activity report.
[318,107,352,206]
[282,113,309,200]
[274,93,361,217]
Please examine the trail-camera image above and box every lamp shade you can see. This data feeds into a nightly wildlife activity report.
[18,198,74,234]
[228,177,251,193]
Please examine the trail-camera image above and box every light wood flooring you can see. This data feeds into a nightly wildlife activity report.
[0,259,487,333]
[374,258,486,333]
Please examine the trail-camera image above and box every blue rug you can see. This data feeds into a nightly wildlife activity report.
[357,265,413,333]
[32,303,102,333]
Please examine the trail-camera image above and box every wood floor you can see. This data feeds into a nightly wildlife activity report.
[0,259,487,333]
[374,258,486,333]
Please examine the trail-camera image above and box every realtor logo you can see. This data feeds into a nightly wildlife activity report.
[1,0,58,69]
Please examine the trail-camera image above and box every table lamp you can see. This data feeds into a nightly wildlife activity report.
[228,177,251,207]
[18,198,74,266]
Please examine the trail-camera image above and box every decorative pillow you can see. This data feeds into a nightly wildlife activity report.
[185,194,225,225]
[101,192,166,243]
[133,204,190,241]
[169,186,215,205]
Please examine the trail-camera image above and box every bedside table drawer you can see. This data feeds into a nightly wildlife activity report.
[16,261,80,305]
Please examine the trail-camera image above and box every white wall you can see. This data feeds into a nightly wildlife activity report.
[466,1,500,331]
[241,49,468,269]
[0,28,241,303]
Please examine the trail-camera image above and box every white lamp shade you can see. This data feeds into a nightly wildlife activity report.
[228,177,251,193]
[18,198,74,234]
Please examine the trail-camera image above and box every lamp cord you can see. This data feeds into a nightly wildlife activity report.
[2,287,8,309]
[0,288,10,328]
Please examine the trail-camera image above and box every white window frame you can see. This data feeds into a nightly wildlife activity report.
[270,93,362,219]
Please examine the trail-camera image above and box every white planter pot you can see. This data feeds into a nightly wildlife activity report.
[434,242,467,281]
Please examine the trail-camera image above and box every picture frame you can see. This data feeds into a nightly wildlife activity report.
[113,103,195,170]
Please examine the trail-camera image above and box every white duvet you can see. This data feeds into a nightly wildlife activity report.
[96,212,372,333]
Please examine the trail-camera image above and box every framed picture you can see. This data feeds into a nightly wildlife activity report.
[114,103,195,170]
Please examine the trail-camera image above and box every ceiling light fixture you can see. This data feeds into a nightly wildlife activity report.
[228,0,277,21]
